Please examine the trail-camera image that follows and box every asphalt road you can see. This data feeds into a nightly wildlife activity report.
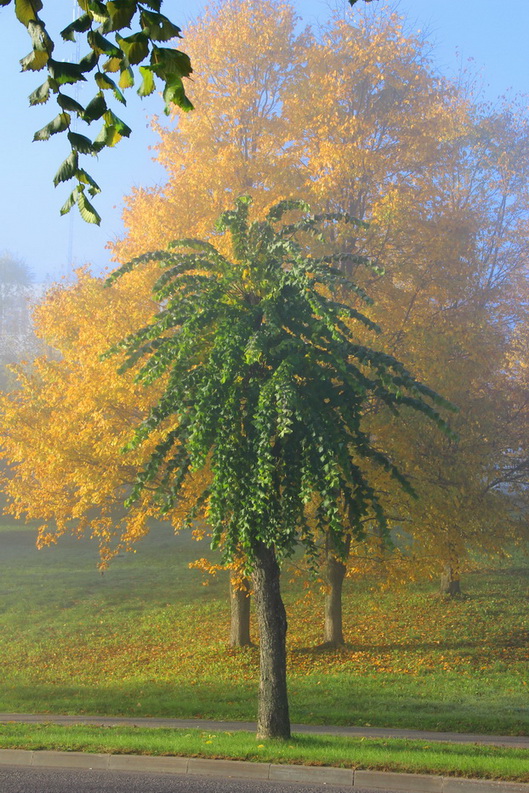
[0,765,400,793]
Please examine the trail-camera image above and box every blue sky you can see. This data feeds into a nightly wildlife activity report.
[1,0,528,282]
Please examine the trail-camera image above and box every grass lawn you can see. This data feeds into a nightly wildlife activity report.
[0,519,528,735]
[1,723,528,782]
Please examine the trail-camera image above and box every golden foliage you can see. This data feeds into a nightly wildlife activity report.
[114,0,307,263]
[2,0,529,579]
[0,268,208,564]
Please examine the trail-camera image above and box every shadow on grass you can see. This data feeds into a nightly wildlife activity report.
[292,632,529,654]
[0,680,257,720]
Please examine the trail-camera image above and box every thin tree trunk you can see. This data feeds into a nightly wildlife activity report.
[252,541,291,740]
[320,532,351,648]
[440,563,461,597]
[230,576,253,647]
[323,553,347,647]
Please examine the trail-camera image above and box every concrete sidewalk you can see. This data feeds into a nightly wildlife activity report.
[1,712,528,749]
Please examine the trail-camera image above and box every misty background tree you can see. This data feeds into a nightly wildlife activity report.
[0,253,38,390]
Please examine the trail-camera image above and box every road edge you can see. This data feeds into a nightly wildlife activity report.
[1,748,529,792]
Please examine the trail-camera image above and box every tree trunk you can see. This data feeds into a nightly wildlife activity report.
[440,564,461,597]
[230,576,253,647]
[251,541,291,740]
[320,531,351,648]
[323,552,347,647]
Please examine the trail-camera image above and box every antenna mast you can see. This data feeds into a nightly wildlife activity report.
[66,0,81,279]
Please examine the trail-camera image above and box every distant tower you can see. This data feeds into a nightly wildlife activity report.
[65,0,82,280]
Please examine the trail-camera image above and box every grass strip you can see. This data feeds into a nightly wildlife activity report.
[0,723,528,782]
[2,527,528,736]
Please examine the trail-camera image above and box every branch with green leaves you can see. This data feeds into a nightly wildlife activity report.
[4,0,378,224]
[4,0,193,224]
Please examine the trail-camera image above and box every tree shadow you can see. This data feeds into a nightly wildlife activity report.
[292,631,529,655]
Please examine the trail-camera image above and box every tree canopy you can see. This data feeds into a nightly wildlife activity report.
[2,0,528,585]
[116,0,529,582]
[106,196,453,563]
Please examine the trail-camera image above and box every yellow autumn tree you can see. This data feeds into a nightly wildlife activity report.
[2,0,528,650]
[0,267,208,565]
[114,0,308,262]
[278,13,529,620]
[112,3,483,632]
[359,102,529,593]
[2,0,313,647]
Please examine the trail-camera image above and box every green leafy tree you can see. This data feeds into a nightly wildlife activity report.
[106,197,454,739]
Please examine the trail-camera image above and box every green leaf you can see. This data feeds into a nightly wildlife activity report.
[15,0,42,25]
[78,0,108,23]
[76,169,101,195]
[93,71,127,104]
[27,19,53,53]
[119,65,135,89]
[68,130,97,155]
[87,30,122,57]
[103,56,122,73]
[137,65,155,97]
[60,186,79,216]
[20,20,53,72]
[28,79,51,105]
[163,76,193,114]
[150,47,192,79]
[83,93,107,122]
[20,48,48,71]
[48,59,86,86]
[116,32,149,65]
[33,112,70,141]
[107,0,136,30]
[103,110,131,137]
[95,72,116,90]
[140,9,181,41]
[112,84,127,105]
[78,49,99,73]
[93,123,120,149]
[53,151,79,186]
[76,186,101,225]
[60,13,92,42]
[57,93,85,114]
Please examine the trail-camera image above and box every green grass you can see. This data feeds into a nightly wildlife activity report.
[1,724,528,782]
[0,519,528,735]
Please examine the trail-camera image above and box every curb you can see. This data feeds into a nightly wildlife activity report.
[1,749,528,792]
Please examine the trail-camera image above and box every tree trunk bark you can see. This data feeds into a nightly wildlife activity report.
[320,532,351,648]
[251,541,291,740]
[440,564,461,597]
[230,576,253,647]
[323,552,347,647]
